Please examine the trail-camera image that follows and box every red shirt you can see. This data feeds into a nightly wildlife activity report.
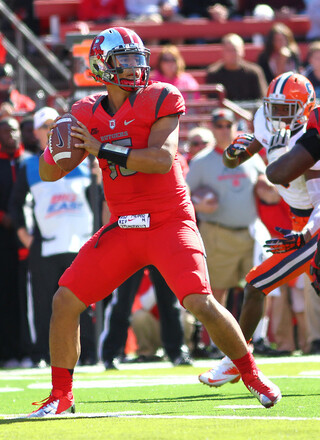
[72,81,190,217]
[257,198,292,238]
[307,106,320,132]
[77,0,126,21]
[10,89,36,113]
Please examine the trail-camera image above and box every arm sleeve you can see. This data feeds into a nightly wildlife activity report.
[296,128,320,163]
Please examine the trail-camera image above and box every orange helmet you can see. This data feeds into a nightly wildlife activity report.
[263,71,316,133]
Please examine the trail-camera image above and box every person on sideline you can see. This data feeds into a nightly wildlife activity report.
[206,33,268,102]
[9,107,99,366]
[151,45,199,103]
[0,117,26,366]
[186,108,280,357]
[257,23,300,84]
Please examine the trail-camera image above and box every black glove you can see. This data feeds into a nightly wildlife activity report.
[264,227,305,254]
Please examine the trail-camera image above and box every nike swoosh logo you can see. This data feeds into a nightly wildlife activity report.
[57,128,64,148]
[124,119,135,126]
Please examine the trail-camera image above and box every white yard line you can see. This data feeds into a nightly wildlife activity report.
[22,373,319,390]
[1,355,320,379]
[2,413,320,421]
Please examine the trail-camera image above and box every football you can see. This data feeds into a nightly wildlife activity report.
[191,185,219,205]
[49,113,85,172]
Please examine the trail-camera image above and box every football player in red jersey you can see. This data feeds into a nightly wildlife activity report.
[27,27,281,417]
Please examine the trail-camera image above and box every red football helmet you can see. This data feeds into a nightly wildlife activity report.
[263,71,316,133]
[89,27,150,91]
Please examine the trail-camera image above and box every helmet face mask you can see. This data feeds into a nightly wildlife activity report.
[263,71,316,133]
[89,27,150,91]
[264,99,304,132]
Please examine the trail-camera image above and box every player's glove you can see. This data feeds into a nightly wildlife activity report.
[263,227,306,254]
[269,128,290,153]
[225,133,254,160]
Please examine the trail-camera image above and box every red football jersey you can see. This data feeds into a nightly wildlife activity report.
[72,81,190,217]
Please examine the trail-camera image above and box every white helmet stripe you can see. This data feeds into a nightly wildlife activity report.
[113,27,143,46]
[128,28,144,46]
[126,28,138,44]
[115,27,134,44]
[273,71,293,95]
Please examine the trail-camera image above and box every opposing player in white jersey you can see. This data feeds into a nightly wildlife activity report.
[199,71,320,387]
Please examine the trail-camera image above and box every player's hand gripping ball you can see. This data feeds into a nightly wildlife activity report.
[49,113,85,172]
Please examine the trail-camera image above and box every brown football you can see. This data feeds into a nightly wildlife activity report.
[49,113,85,172]
[191,185,219,204]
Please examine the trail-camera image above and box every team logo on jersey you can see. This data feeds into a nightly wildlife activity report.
[109,120,116,129]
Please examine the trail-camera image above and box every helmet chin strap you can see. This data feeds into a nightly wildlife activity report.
[119,78,141,92]
[117,67,144,91]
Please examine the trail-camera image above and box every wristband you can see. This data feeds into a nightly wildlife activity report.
[97,143,130,168]
[43,146,56,165]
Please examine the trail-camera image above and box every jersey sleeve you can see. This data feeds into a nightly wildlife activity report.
[71,93,105,125]
[253,106,271,148]
[155,83,185,119]
[71,100,90,125]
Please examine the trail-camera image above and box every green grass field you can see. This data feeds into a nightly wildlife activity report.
[1,355,320,440]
